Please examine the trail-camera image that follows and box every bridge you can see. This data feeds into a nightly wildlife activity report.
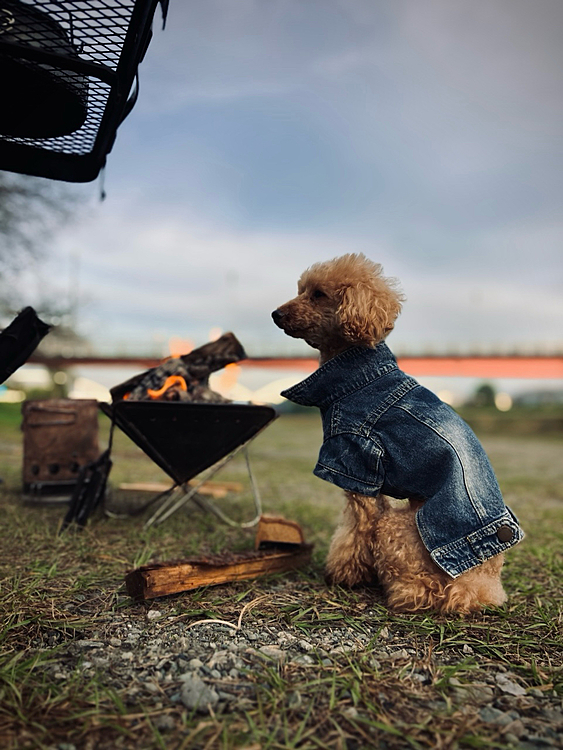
[29,354,563,379]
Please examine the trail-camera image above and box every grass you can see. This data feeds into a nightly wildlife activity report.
[0,402,562,749]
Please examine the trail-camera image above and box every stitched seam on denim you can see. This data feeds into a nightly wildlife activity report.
[397,400,458,435]
[395,403,488,521]
[285,364,398,408]
[469,534,522,558]
[433,547,479,575]
[431,527,523,578]
[330,402,340,434]
[315,462,382,492]
[360,378,420,435]
[467,511,519,543]
[415,509,432,543]
[429,548,480,578]
[317,432,383,484]
[320,431,384,453]
[419,511,523,576]
[415,510,465,552]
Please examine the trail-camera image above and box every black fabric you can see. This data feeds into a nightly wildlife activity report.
[0,306,50,384]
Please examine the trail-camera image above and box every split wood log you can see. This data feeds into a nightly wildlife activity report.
[125,546,313,601]
[254,515,305,549]
[125,515,310,600]
[119,482,174,493]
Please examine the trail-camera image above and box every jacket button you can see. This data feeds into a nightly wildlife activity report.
[497,526,513,542]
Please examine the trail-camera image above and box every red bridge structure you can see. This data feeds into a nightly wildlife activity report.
[30,354,563,380]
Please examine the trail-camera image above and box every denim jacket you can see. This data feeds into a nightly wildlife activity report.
[281,344,524,578]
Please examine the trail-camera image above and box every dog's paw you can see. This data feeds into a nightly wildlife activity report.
[324,565,379,589]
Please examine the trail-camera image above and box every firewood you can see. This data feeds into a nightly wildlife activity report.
[119,480,243,498]
[188,481,243,498]
[254,515,305,549]
[125,546,313,600]
[119,482,173,493]
[110,332,246,402]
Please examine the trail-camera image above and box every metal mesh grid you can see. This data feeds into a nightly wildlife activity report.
[1,69,112,155]
[0,0,137,156]
[40,0,134,70]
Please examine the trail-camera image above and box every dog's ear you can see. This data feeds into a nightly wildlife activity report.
[338,282,402,346]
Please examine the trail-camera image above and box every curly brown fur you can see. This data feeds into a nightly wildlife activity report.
[273,253,507,614]
[326,493,506,614]
[272,253,404,364]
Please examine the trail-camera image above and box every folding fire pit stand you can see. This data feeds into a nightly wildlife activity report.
[99,400,277,529]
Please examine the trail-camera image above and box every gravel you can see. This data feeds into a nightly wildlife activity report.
[39,591,563,747]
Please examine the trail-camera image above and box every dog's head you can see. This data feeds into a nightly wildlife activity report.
[272,253,404,357]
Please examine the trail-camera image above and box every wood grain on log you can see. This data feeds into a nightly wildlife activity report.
[254,515,305,549]
[125,546,313,600]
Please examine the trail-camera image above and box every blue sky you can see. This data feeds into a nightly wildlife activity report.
[24,0,563,358]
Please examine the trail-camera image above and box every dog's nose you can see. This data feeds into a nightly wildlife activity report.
[271,309,284,326]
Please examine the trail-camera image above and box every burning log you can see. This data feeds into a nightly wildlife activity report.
[125,516,312,600]
[110,332,246,403]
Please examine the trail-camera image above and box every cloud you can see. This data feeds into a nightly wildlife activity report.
[16,1,561,359]
[395,275,563,352]
[36,198,560,356]
[399,0,563,132]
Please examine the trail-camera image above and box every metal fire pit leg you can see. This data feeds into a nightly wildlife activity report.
[143,480,213,529]
[190,447,263,529]
[144,443,262,529]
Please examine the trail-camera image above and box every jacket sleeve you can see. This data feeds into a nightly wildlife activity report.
[313,432,385,497]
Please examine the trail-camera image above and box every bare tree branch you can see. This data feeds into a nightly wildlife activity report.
[0,170,80,273]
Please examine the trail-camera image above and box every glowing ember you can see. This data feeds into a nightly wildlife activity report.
[146,375,188,400]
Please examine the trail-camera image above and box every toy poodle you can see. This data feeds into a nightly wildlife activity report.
[272,253,523,614]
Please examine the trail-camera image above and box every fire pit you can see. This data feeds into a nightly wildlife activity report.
[100,333,277,528]
[100,400,275,488]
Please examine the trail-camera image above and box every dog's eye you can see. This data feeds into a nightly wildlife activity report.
[312,289,327,300]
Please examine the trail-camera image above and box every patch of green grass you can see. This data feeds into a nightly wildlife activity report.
[0,410,562,748]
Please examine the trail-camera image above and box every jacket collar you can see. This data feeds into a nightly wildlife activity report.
[281,343,398,408]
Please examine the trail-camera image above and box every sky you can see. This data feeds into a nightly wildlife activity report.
[19,0,563,360]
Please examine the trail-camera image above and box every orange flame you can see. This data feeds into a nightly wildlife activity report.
[216,362,240,393]
[147,375,188,400]
[168,337,194,359]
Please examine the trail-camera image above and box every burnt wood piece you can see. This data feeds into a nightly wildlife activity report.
[110,332,246,402]
[125,546,313,600]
